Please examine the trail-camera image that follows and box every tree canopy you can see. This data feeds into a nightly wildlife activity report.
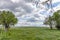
[0,11,18,31]
[44,10,60,29]
[53,10,60,29]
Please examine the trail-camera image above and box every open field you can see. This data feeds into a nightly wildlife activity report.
[0,27,60,40]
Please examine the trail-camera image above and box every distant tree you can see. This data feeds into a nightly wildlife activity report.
[44,15,53,29]
[0,11,18,31]
[53,10,60,29]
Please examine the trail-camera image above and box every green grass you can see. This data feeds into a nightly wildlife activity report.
[0,27,60,40]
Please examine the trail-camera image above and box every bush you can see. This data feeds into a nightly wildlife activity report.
[56,25,60,30]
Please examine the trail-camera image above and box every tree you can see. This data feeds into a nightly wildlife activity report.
[53,10,60,29]
[0,10,18,31]
[44,15,53,29]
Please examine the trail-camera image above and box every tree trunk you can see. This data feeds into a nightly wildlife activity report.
[50,22,52,29]
[5,23,9,32]
[50,25,52,29]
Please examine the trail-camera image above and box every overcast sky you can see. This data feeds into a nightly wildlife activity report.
[0,0,60,26]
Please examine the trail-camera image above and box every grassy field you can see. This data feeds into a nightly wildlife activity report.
[0,27,60,40]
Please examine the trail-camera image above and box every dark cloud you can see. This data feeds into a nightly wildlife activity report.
[0,0,16,11]
[34,14,40,18]
[27,17,38,22]
[24,0,34,2]
[0,0,34,13]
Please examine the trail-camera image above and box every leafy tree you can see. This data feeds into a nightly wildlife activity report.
[0,11,18,31]
[53,10,60,29]
[44,15,53,29]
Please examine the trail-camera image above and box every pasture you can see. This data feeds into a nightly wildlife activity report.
[0,27,60,40]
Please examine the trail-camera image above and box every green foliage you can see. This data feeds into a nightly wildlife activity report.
[44,16,52,25]
[44,16,53,29]
[53,10,60,29]
[44,10,60,29]
[0,10,18,27]
[53,10,60,24]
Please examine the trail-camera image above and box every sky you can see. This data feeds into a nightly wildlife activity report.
[0,0,60,26]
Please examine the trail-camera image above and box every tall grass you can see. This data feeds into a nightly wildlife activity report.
[0,27,60,40]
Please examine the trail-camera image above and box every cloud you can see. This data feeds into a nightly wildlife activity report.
[0,0,34,13]
[0,0,60,26]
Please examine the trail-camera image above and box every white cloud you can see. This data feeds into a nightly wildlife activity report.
[53,5,60,12]
[11,0,20,3]
[53,0,60,3]
[0,0,60,26]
